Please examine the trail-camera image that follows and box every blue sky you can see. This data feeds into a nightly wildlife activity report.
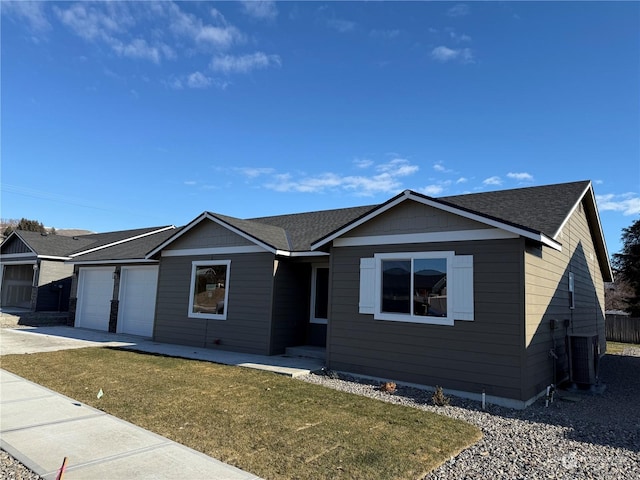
[2,1,638,256]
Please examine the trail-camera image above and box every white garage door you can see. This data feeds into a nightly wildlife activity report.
[117,266,159,337]
[76,267,114,331]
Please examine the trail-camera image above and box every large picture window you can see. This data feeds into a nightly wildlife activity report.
[381,257,447,317]
[360,251,473,325]
[188,260,230,320]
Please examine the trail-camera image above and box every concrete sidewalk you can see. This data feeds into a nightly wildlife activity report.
[0,326,324,378]
[0,326,325,479]
[1,369,262,480]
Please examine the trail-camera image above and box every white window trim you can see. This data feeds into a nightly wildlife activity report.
[310,264,329,325]
[188,260,231,320]
[374,251,455,326]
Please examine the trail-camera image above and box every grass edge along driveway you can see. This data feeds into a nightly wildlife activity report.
[1,347,481,480]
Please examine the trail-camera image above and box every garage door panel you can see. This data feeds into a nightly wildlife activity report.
[77,268,114,331]
[118,266,158,337]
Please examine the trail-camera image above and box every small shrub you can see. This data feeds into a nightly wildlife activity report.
[432,386,450,406]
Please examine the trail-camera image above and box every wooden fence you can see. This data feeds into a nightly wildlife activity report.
[605,314,640,344]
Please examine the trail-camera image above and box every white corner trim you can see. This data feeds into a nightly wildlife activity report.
[334,228,519,247]
[162,246,266,257]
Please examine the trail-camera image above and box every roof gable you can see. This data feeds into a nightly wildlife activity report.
[69,227,178,264]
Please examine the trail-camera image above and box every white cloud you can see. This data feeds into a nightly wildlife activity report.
[433,162,455,174]
[421,185,445,196]
[184,180,197,186]
[483,176,502,186]
[241,1,278,21]
[166,3,245,50]
[262,158,420,196]
[456,177,468,184]
[237,167,276,178]
[2,1,51,32]
[195,24,245,49]
[327,18,356,33]
[448,30,471,42]
[507,172,534,181]
[431,46,474,63]
[54,3,126,42]
[447,4,470,17]
[354,158,374,169]
[596,193,640,216]
[112,38,169,64]
[187,71,212,89]
[210,52,281,74]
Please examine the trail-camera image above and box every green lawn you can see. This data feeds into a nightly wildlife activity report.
[1,348,481,480]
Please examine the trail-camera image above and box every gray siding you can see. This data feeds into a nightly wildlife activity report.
[1,236,32,254]
[37,260,73,286]
[35,260,73,311]
[344,200,492,238]
[166,220,255,250]
[269,260,310,354]
[524,199,607,399]
[154,252,275,355]
[327,238,526,401]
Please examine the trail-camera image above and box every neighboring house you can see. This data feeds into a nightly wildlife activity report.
[65,227,177,337]
[1,231,85,311]
[139,180,611,408]
[0,226,173,315]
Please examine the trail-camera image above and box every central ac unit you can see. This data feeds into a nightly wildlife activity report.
[568,334,599,385]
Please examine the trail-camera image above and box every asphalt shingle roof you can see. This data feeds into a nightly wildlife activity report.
[214,181,591,251]
[9,231,95,257]
[70,228,179,262]
[2,226,175,260]
[440,180,590,238]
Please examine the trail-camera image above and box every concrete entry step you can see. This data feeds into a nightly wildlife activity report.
[285,345,326,361]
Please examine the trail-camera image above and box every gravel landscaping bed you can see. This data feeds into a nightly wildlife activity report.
[301,347,640,479]
[0,451,42,480]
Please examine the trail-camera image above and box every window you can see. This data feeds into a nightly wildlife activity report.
[359,251,474,325]
[188,260,230,320]
[568,272,575,309]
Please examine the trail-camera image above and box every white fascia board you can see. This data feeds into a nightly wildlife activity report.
[310,193,408,250]
[312,190,562,251]
[70,225,175,258]
[334,228,520,247]
[275,250,329,257]
[161,245,266,257]
[146,214,209,258]
[570,184,613,280]
[552,182,591,240]
[68,259,159,265]
[146,213,276,259]
[38,255,72,261]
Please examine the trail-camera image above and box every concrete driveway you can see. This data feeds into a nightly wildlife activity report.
[0,326,143,355]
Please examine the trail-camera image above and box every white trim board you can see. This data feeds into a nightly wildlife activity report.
[334,228,519,247]
[162,246,266,257]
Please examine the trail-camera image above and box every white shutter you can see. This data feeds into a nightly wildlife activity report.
[359,257,376,314]
[452,255,474,321]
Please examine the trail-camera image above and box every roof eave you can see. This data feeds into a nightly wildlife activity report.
[311,190,564,251]
[145,213,277,259]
